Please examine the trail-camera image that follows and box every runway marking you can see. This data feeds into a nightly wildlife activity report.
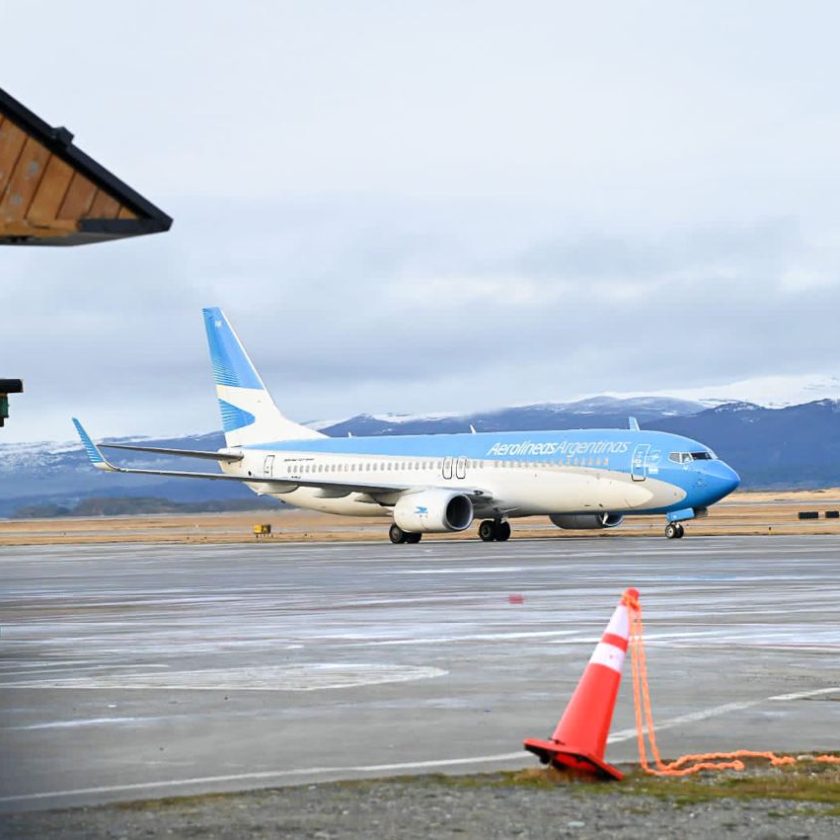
[607,687,840,740]
[342,629,582,647]
[3,686,836,807]
[1,664,448,692]
[388,567,527,575]
[5,716,161,731]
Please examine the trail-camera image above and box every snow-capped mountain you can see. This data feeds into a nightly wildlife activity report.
[607,374,840,410]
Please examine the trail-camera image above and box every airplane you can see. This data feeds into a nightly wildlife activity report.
[73,307,740,544]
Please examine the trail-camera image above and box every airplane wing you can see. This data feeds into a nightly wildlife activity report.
[72,419,491,501]
[99,443,243,463]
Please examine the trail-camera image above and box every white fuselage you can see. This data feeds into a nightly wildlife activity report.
[222,447,685,519]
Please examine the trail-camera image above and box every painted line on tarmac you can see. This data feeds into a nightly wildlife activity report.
[608,686,839,741]
[2,686,837,807]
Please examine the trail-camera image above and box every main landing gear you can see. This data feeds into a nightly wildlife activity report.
[389,523,422,544]
[478,519,511,542]
[664,522,685,540]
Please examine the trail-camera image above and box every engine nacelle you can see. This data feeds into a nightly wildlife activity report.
[549,512,624,530]
[393,489,474,533]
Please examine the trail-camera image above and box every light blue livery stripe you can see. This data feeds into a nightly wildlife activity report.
[72,418,105,464]
[218,399,256,432]
[203,307,264,390]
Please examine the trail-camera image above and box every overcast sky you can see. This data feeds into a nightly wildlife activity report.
[3,1,840,443]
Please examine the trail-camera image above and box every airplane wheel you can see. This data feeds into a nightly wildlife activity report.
[675,524,685,539]
[405,532,422,544]
[389,524,408,544]
[494,521,511,542]
[664,522,679,539]
[479,520,496,542]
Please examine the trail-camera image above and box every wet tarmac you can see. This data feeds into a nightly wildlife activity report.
[1,536,839,812]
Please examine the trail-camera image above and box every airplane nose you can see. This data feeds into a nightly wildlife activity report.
[720,462,740,494]
[703,460,740,499]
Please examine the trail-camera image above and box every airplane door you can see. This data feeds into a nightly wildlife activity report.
[455,456,467,480]
[442,457,453,479]
[631,444,649,482]
[263,455,275,478]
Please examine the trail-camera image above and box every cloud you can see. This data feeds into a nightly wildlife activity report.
[3,3,840,441]
[4,195,840,443]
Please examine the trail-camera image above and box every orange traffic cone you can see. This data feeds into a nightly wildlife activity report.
[523,587,638,780]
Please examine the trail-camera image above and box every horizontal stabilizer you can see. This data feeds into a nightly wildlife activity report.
[100,443,243,463]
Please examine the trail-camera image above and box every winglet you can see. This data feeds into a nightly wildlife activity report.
[72,418,114,471]
[628,416,640,431]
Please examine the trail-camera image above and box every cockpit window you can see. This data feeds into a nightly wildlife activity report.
[669,450,717,463]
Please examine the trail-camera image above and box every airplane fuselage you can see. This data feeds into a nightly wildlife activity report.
[224,427,739,522]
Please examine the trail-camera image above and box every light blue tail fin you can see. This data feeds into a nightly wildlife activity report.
[202,308,324,446]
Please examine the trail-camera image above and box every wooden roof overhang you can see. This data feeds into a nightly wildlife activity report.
[0,88,172,246]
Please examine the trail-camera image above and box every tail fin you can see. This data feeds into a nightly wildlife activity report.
[202,307,324,446]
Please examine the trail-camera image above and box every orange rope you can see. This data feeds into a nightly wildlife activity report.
[625,592,839,776]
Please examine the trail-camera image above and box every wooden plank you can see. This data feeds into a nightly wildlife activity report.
[117,204,138,219]
[0,118,28,199]
[86,189,120,219]
[27,155,75,221]
[57,173,97,219]
[0,219,77,238]
[0,136,51,220]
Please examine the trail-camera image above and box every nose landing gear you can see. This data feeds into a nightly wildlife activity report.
[478,519,511,542]
[664,522,685,539]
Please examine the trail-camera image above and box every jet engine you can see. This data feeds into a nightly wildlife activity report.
[393,489,474,533]
[549,512,624,530]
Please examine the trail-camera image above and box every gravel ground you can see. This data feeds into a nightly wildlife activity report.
[3,771,839,840]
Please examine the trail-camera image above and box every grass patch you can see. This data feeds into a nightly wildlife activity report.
[605,761,840,808]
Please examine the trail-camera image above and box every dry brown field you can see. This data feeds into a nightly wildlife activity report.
[1,489,839,546]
